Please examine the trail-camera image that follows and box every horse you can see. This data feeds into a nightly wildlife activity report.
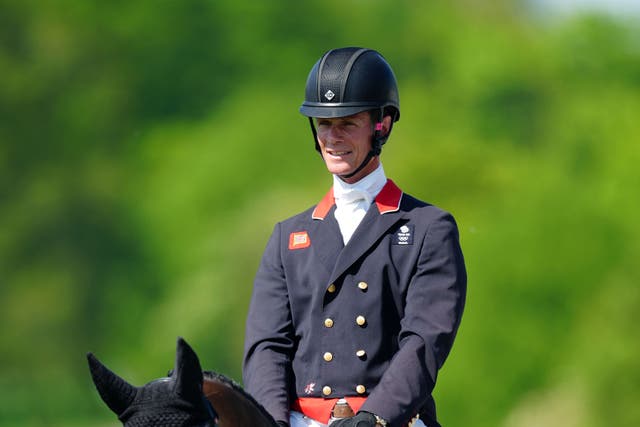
[87,337,279,427]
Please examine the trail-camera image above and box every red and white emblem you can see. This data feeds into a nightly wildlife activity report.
[289,231,311,250]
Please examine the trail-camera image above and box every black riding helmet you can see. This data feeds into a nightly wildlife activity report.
[300,47,400,180]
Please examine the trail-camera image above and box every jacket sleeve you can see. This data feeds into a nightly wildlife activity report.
[243,223,295,424]
[360,212,467,426]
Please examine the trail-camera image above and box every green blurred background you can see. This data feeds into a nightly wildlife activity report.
[1,1,638,426]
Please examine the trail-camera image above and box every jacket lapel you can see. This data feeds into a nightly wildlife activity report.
[308,189,344,276]
[328,206,403,284]
[310,207,344,276]
[327,180,405,285]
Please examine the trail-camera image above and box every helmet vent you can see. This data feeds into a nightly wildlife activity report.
[317,48,369,104]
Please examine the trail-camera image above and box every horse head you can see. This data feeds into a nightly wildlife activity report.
[88,337,217,427]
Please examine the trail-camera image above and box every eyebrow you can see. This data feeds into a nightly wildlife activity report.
[317,117,364,126]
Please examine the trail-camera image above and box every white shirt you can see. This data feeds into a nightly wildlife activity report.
[332,164,387,245]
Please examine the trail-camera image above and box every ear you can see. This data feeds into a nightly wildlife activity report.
[378,115,393,137]
[87,352,137,416]
[173,337,204,401]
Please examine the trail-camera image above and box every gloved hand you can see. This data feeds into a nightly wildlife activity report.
[329,411,377,427]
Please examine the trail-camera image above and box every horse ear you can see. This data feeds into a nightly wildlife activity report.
[173,337,204,400]
[87,352,137,416]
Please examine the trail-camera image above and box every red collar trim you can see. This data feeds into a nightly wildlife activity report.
[312,187,335,219]
[311,180,403,220]
[375,179,403,214]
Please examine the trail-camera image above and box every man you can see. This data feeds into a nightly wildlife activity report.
[243,47,466,427]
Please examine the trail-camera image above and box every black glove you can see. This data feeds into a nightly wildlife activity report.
[329,411,377,427]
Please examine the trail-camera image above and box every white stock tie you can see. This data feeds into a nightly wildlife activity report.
[334,188,371,245]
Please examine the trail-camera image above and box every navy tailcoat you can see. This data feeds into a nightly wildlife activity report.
[243,180,466,427]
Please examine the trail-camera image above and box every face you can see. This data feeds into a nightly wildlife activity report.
[316,111,390,184]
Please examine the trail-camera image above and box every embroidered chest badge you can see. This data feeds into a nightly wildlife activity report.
[289,231,311,250]
[393,224,414,245]
[304,382,316,394]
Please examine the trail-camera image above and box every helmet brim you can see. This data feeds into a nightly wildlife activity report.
[300,102,400,121]
[300,102,399,120]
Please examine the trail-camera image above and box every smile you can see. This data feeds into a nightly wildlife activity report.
[327,150,351,156]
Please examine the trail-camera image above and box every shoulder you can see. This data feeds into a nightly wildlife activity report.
[274,205,318,230]
[400,192,458,223]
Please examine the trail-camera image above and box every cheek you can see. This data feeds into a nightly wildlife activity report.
[317,138,328,152]
[316,130,329,145]
[354,133,372,153]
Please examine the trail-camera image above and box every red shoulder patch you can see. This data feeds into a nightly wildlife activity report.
[289,231,311,250]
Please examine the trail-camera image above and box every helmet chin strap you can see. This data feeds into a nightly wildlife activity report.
[338,152,375,180]
[338,122,383,180]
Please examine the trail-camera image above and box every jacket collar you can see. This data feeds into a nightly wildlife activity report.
[312,179,403,220]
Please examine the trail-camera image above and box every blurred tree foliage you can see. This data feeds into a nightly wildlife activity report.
[0,1,638,426]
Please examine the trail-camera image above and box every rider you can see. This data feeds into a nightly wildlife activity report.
[243,47,467,427]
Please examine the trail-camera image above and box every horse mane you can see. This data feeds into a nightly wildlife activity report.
[202,370,278,427]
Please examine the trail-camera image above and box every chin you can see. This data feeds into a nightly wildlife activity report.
[325,162,351,175]
[328,166,355,176]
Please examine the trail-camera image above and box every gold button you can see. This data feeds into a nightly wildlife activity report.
[324,318,334,328]
[327,284,336,293]
[322,386,332,396]
[356,315,366,326]
[356,384,366,394]
[356,350,366,358]
[358,281,368,290]
[323,352,333,362]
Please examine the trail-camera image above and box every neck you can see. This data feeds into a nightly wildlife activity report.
[338,156,380,184]
[333,163,386,197]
